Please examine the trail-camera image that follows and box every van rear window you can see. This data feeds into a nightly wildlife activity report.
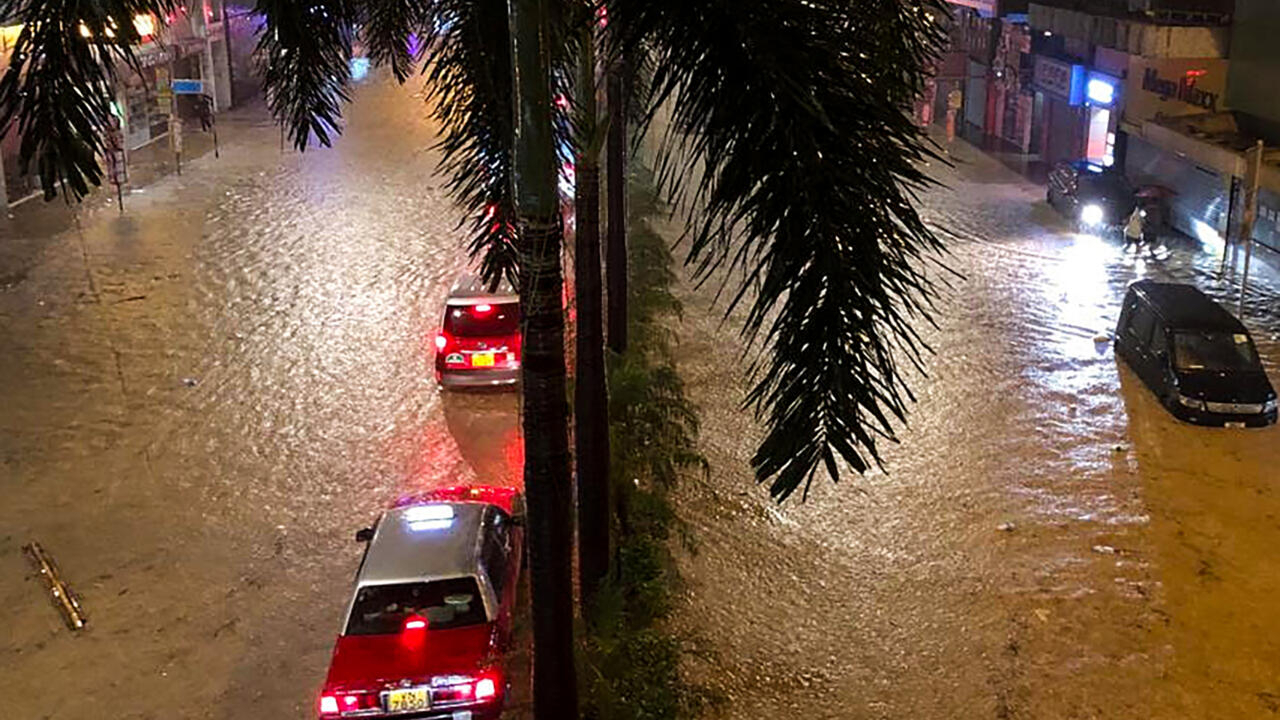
[1173,332,1261,372]
[444,303,519,337]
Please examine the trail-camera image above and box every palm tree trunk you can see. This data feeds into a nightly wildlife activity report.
[605,56,629,354]
[508,0,578,716]
[574,27,610,615]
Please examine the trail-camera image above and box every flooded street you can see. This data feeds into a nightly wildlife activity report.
[1,77,521,719]
[2,73,1279,720]
[671,140,1280,718]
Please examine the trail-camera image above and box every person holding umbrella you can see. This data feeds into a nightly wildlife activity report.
[1134,185,1177,248]
[1124,205,1146,253]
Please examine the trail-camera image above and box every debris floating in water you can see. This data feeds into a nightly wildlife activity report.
[23,542,87,631]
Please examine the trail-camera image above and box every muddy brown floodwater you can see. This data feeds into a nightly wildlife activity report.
[2,73,1278,720]
[1,76,525,720]
[668,139,1280,719]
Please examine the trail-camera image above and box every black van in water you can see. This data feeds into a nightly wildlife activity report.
[1115,281,1277,427]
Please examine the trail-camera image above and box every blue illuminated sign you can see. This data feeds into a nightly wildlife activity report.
[1085,72,1119,107]
[171,79,204,95]
[1067,65,1087,106]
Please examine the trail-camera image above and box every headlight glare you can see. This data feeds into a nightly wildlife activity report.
[1178,394,1206,410]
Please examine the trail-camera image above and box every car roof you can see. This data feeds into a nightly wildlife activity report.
[1068,160,1109,174]
[1130,280,1247,333]
[447,274,518,306]
[358,502,486,586]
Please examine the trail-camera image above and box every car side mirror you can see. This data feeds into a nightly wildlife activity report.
[355,527,375,543]
[509,495,527,526]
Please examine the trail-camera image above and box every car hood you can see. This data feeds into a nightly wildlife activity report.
[324,624,496,692]
[1176,369,1276,403]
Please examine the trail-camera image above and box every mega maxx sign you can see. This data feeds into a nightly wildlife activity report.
[1141,67,1220,111]
[1125,57,1229,125]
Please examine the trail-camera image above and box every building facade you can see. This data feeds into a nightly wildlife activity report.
[923,1,1034,153]
[1023,0,1264,248]
[1,0,261,205]
[1027,1,1232,169]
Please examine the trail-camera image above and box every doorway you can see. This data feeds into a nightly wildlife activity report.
[1086,106,1113,166]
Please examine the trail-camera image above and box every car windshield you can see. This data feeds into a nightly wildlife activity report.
[345,578,487,635]
[1079,171,1127,200]
[1173,331,1261,372]
[444,303,519,337]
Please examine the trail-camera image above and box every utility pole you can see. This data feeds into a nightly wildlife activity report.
[1238,140,1264,316]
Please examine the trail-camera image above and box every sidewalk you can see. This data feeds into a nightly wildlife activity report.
[1,99,269,237]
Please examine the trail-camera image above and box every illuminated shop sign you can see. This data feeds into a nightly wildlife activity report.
[1086,72,1119,107]
[1033,55,1086,105]
[1141,67,1220,111]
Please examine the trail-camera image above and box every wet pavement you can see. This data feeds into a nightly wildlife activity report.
[1,75,523,719]
[3,73,1280,720]
[670,137,1280,719]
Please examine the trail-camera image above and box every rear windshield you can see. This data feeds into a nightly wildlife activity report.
[345,578,487,635]
[444,303,519,337]
[1173,331,1261,372]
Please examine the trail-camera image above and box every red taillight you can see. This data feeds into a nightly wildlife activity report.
[403,614,427,631]
[427,673,501,704]
[321,692,378,714]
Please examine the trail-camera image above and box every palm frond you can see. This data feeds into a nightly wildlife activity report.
[0,0,177,201]
[255,0,356,150]
[422,0,518,288]
[421,0,576,289]
[610,0,950,501]
[360,0,430,83]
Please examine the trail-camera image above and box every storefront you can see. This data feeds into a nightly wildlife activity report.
[965,58,989,133]
[121,60,171,150]
[1031,55,1083,167]
[1,21,37,202]
[1121,57,1234,245]
[119,42,207,151]
[990,18,1032,152]
[1083,70,1120,166]
[1256,186,1280,254]
[1031,54,1121,169]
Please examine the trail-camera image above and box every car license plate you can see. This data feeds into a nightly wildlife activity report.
[387,687,429,712]
[471,352,495,367]
[1225,421,1245,429]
